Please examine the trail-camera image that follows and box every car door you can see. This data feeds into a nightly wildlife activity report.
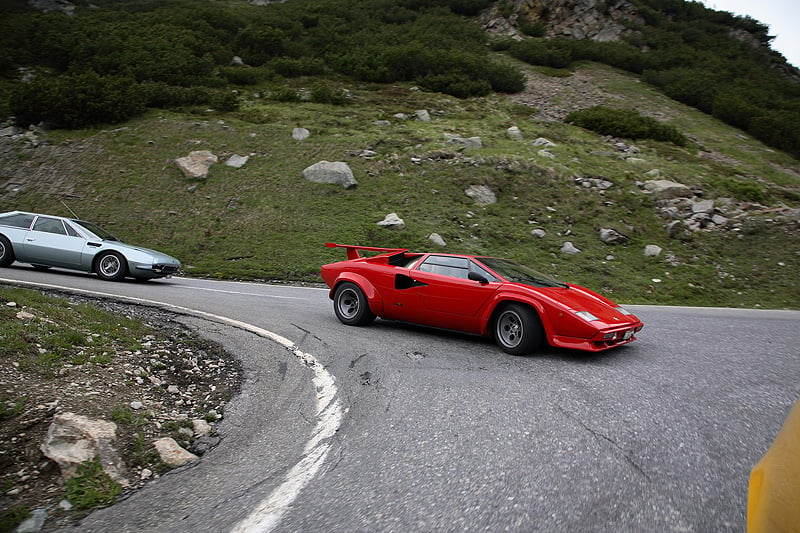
[390,255,499,333]
[22,216,87,269]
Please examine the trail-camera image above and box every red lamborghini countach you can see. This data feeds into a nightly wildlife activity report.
[320,243,643,355]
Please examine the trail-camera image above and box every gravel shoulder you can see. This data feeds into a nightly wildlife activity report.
[1,290,244,531]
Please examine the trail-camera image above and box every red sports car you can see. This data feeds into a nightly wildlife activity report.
[320,243,643,355]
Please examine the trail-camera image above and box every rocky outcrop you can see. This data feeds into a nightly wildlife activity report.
[482,0,643,42]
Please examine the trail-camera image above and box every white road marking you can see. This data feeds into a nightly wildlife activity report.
[174,284,308,300]
[0,277,342,533]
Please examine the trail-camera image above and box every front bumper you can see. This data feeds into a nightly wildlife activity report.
[132,262,181,278]
[550,323,643,352]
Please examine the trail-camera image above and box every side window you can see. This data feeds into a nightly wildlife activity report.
[0,213,35,229]
[469,261,500,282]
[64,222,82,237]
[418,256,470,279]
[33,217,67,235]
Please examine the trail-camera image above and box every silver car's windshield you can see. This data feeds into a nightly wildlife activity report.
[72,220,121,241]
[477,257,567,288]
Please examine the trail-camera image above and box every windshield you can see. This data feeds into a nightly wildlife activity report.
[72,220,120,241]
[477,257,567,288]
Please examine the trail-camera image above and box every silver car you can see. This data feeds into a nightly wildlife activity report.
[0,211,181,281]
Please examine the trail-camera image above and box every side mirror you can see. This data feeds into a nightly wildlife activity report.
[468,271,489,284]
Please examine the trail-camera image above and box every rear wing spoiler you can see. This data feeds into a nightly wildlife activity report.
[325,242,408,260]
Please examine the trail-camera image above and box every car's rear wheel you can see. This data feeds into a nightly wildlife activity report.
[95,251,128,281]
[333,282,376,326]
[493,303,543,355]
[0,236,14,267]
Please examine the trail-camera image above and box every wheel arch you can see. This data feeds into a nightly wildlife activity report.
[330,272,383,316]
[483,296,553,341]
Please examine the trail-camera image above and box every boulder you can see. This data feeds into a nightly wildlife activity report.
[292,127,310,141]
[225,154,249,169]
[531,229,547,239]
[465,185,496,206]
[377,213,405,230]
[644,244,663,257]
[302,161,357,189]
[561,241,581,254]
[506,126,524,140]
[642,180,693,199]
[175,150,218,180]
[599,228,630,245]
[40,412,127,485]
[428,233,446,246]
[415,109,431,122]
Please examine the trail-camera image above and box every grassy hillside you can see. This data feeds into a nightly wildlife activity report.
[1,61,798,309]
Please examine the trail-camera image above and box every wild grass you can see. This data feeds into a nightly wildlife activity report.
[1,65,798,309]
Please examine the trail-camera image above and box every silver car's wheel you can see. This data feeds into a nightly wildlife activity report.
[0,235,14,267]
[96,251,128,281]
[333,282,376,326]
[494,303,543,355]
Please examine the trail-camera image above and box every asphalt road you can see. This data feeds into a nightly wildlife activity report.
[2,266,798,533]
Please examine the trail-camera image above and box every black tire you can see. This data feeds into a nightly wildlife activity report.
[0,235,14,267]
[95,251,128,281]
[333,282,376,326]
[493,303,544,355]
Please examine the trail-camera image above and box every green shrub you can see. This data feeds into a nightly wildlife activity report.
[11,71,145,129]
[508,39,573,69]
[310,82,348,105]
[64,457,122,510]
[566,106,688,146]
[218,66,267,86]
[420,73,492,98]
[268,56,327,77]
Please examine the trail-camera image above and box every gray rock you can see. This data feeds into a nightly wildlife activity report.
[428,233,446,246]
[15,509,47,533]
[40,412,127,485]
[465,185,496,205]
[174,150,217,180]
[531,229,547,239]
[415,109,431,122]
[153,437,198,468]
[561,241,581,254]
[292,127,310,141]
[643,180,693,199]
[691,199,715,214]
[532,137,556,147]
[506,126,524,140]
[225,154,249,169]
[644,244,663,257]
[599,228,630,245]
[377,213,405,230]
[302,161,357,189]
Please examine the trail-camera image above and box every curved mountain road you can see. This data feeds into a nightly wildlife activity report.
[1,266,798,532]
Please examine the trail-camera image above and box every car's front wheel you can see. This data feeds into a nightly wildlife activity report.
[0,235,14,267]
[95,251,128,281]
[333,282,376,326]
[493,303,544,355]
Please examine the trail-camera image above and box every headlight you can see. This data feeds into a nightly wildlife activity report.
[614,306,633,315]
[575,311,599,322]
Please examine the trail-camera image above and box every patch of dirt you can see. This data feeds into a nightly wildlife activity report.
[0,291,243,531]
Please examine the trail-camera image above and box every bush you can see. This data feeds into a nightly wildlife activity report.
[11,71,145,129]
[269,56,327,77]
[64,457,122,510]
[310,82,348,105]
[508,40,573,69]
[566,106,688,146]
[420,73,492,98]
